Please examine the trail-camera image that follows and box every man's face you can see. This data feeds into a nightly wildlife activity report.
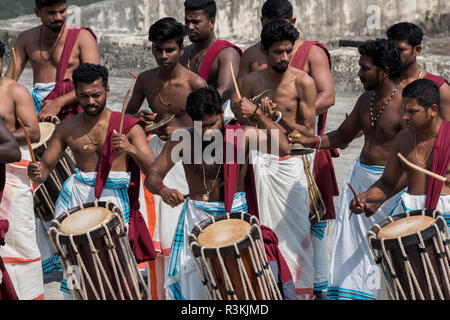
[35,2,67,32]
[185,10,214,43]
[264,40,294,74]
[76,78,109,117]
[402,97,435,133]
[152,39,183,72]
[392,40,421,69]
[358,55,384,91]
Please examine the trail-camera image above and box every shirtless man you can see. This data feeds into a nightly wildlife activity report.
[351,79,450,229]
[126,17,207,140]
[27,64,156,298]
[5,0,99,121]
[291,38,406,300]
[0,41,44,300]
[0,117,21,166]
[144,86,291,300]
[386,22,450,121]
[180,0,241,104]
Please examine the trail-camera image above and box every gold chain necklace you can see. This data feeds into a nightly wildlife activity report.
[156,70,178,107]
[201,162,222,202]
[414,134,434,168]
[187,49,208,74]
[81,109,111,151]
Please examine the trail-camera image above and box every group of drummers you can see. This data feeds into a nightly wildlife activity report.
[0,0,450,301]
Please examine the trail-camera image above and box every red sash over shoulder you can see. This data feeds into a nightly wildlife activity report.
[291,40,339,220]
[423,73,449,89]
[94,112,156,263]
[42,25,97,121]
[425,121,450,210]
[198,40,242,81]
[0,220,18,300]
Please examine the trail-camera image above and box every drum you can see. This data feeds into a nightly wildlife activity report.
[368,209,450,300]
[188,212,283,300]
[301,154,326,225]
[33,120,77,222]
[48,201,148,300]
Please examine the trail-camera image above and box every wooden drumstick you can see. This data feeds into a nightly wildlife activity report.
[17,117,36,163]
[398,152,448,185]
[119,89,132,135]
[11,48,17,80]
[128,71,138,80]
[229,62,241,100]
[348,183,361,219]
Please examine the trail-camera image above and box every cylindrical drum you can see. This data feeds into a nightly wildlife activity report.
[188,212,282,300]
[368,209,450,300]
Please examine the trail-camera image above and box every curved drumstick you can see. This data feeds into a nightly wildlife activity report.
[229,62,241,100]
[17,117,36,163]
[119,89,132,135]
[397,152,448,185]
[128,71,138,80]
[11,48,17,80]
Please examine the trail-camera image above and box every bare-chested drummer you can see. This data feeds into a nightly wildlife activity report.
[144,86,292,300]
[234,20,317,300]
[386,22,450,121]
[0,41,44,300]
[126,17,207,140]
[5,0,99,121]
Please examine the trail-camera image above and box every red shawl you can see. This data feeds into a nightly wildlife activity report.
[42,25,97,121]
[290,40,339,220]
[0,164,4,204]
[424,73,449,89]
[198,40,242,81]
[94,112,156,263]
[425,121,450,210]
[0,220,18,300]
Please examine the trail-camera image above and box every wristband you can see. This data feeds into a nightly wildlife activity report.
[157,184,167,195]
[317,135,322,150]
[273,111,283,123]
[312,136,319,149]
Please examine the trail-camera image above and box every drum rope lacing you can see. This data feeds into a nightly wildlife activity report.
[367,210,450,300]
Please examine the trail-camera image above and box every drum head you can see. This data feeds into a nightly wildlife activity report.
[145,114,175,133]
[197,219,252,249]
[32,122,55,150]
[378,215,436,240]
[59,207,113,236]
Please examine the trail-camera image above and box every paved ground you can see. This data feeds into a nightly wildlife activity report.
[16,69,364,300]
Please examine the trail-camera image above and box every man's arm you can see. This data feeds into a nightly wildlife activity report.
[0,116,21,163]
[439,83,450,121]
[237,47,253,81]
[4,33,29,81]
[308,45,335,115]
[12,83,40,144]
[216,47,241,103]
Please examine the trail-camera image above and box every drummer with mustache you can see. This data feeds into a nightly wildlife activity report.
[0,41,44,300]
[28,63,156,299]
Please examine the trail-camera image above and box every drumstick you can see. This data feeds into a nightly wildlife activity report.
[229,62,241,100]
[119,89,132,135]
[184,179,228,199]
[128,71,138,80]
[398,152,448,184]
[17,117,36,163]
[348,183,361,220]
[11,48,17,80]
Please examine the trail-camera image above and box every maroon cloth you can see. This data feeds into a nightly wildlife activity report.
[425,121,450,210]
[94,112,156,263]
[423,73,449,89]
[41,25,97,121]
[198,40,243,82]
[0,220,18,300]
[291,40,339,220]
[0,163,4,204]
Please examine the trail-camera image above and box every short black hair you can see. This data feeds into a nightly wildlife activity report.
[386,22,423,47]
[261,20,299,51]
[403,79,440,111]
[184,0,216,19]
[149,17,187,48]
[186,86,222,121]
[72,63,109,89]
[35,0,66,10]
[261,0,293,20]
[358,39,403,81]
[0,41,5,60]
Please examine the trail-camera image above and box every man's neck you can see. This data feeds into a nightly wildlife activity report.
[400,62,422,82]
[193,32,217,52]
[41,23,66,39]
[417,118,442,141]
[266,66,288,82]
[84,107,110,125]
[157,63,183,81]
[375,79,397,99]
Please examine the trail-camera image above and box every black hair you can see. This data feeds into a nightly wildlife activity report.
[261,0,293,20]
[35,0,66,9]
[184,0,216,19]
[358,39,403,81]
[0,41,5,60]
[386,22,423,47]
[186,86,222,121]
[72,63,109,89]
[149,17,187,47]
[403,79,440,111]
[261,20,299,51]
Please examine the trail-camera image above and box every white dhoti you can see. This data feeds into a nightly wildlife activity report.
[328,158,404,300]
[30,82,55,114]
[0,147,44,300]
[165,193,248,300]
[251,151,314,300]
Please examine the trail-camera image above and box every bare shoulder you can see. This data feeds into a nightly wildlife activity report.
[77,28,97,44]
[186,68,208,89]
[217,45,241,60]
[242,42,261,58]
[8,79,32,98]
[17,26,39,42]
[137,69,157,83]
[292,67,315,86]
[56,113,81,136]
[308,44,330,63]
